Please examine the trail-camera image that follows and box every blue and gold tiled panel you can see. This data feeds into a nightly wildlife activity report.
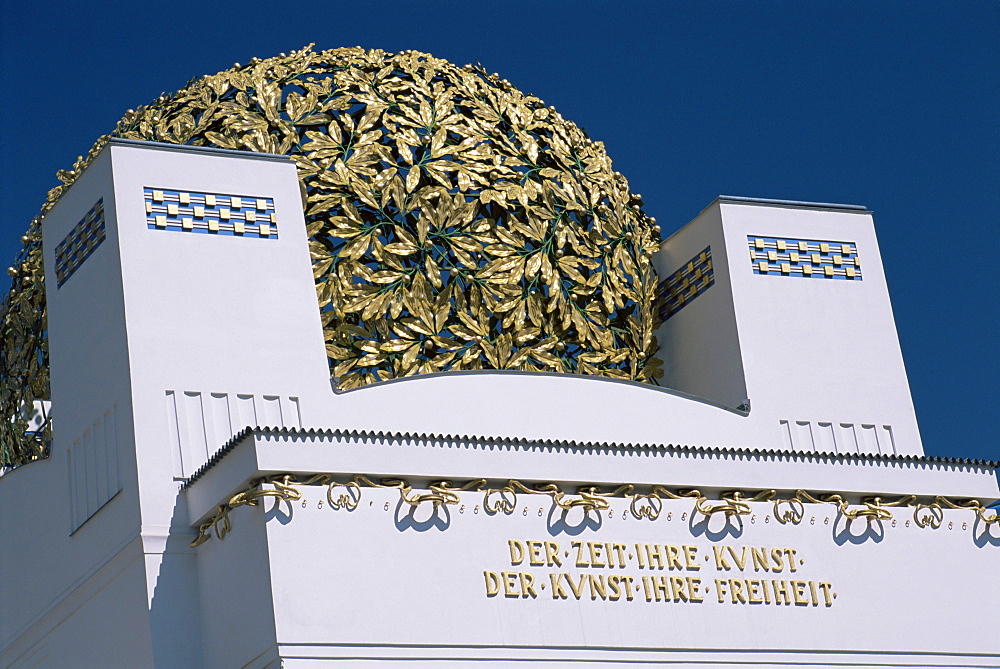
[657,246,715,321]
[748,236,862,280]
[143,188,277,238]
[55,199,106,288]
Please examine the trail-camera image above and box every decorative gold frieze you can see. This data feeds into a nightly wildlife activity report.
[189,473,1000,547]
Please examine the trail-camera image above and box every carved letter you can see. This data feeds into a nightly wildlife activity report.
[713,546,732,571]
[527,541,544,566]
[728,546,748,571]
[484,571,501,597]
[607,575,622,601]
[684,545,700,571]
[793,580,809,605]
[666,545,684,570]
[687,577,704,603]
[544,541,562,567]
[519,572,538,598]
[573,541,589,567]
[549,573,568,599]
[503,572,520,597]
[784,548,799,573]
[670,576,688,602]
[508,540,525,566]
[770,548,785,573]
[751,547,770,572]
[589,542,606,568]
[818,582,834,607]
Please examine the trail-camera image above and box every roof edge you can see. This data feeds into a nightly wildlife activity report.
[714,195,870,213]
[182,425,999,490]
[107,137,292,162]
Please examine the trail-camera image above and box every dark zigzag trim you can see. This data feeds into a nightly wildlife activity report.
[182,426,999,490]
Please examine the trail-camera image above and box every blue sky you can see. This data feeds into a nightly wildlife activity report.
[1,1,996,462]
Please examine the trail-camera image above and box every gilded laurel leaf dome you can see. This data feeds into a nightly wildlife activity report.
[2,44,663,464]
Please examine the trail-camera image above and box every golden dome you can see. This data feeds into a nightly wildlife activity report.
[2,45,663,464]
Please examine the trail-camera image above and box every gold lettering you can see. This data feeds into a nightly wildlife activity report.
[770,548,785,573]
[503,572,519,598]
[728,546,748,571]
[652,576,670,602]
[589,542,606,568]
[544,541,562,567]
[612,543,628,568]
[620,575,636,601]
[589,574,608,600]
[646,544,664,569]
[573,541,589,567]
[773,579,791,605]
[550,573,568,599]
[484,571,501,597]
[492,544,823,607]
[684,545,700,571]
[565,572,588,599]
[666,545,684,570]
[729,579,747,604]
[519,572,538,598]
[508,540,525,566]
[670,576,688,602]
[784,548,799,573]
[714,578,728,603]
[747,579,763,604]
[793,580,809,605]
[607,575,622,601]
[688,577,704,602]
[818,582,834,607]
[713,546,732,570]
[751,547,770,572]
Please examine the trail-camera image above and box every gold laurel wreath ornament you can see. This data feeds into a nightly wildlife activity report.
[1,45,664,467]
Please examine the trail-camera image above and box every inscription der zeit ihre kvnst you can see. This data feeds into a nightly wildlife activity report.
[484,540,837,607]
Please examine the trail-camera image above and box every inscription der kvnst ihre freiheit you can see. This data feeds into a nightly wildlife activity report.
[485,540,836,606]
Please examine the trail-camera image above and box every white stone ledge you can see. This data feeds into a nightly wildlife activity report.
[184,428,999,527]
[272,642,998,667]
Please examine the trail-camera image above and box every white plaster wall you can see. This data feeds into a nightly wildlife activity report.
[320,371,751,449]
[652,199,923,457]
[718,201,923,455]
[0,454,148,667]
[104,140,327,665]
[195,503,280,668]
[221,482,999,665]
[4,140,322,667]
[1,148,155,667]
[105,140,330,530]
[653,204,748,410]
[184,430,999,665]
[2,553,156,668]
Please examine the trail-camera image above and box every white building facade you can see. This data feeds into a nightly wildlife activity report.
[1,140,997,667]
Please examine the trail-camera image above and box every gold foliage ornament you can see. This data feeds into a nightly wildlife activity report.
[0,44,663,466]
[0,220,50,468]
[189,473,1000,547]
